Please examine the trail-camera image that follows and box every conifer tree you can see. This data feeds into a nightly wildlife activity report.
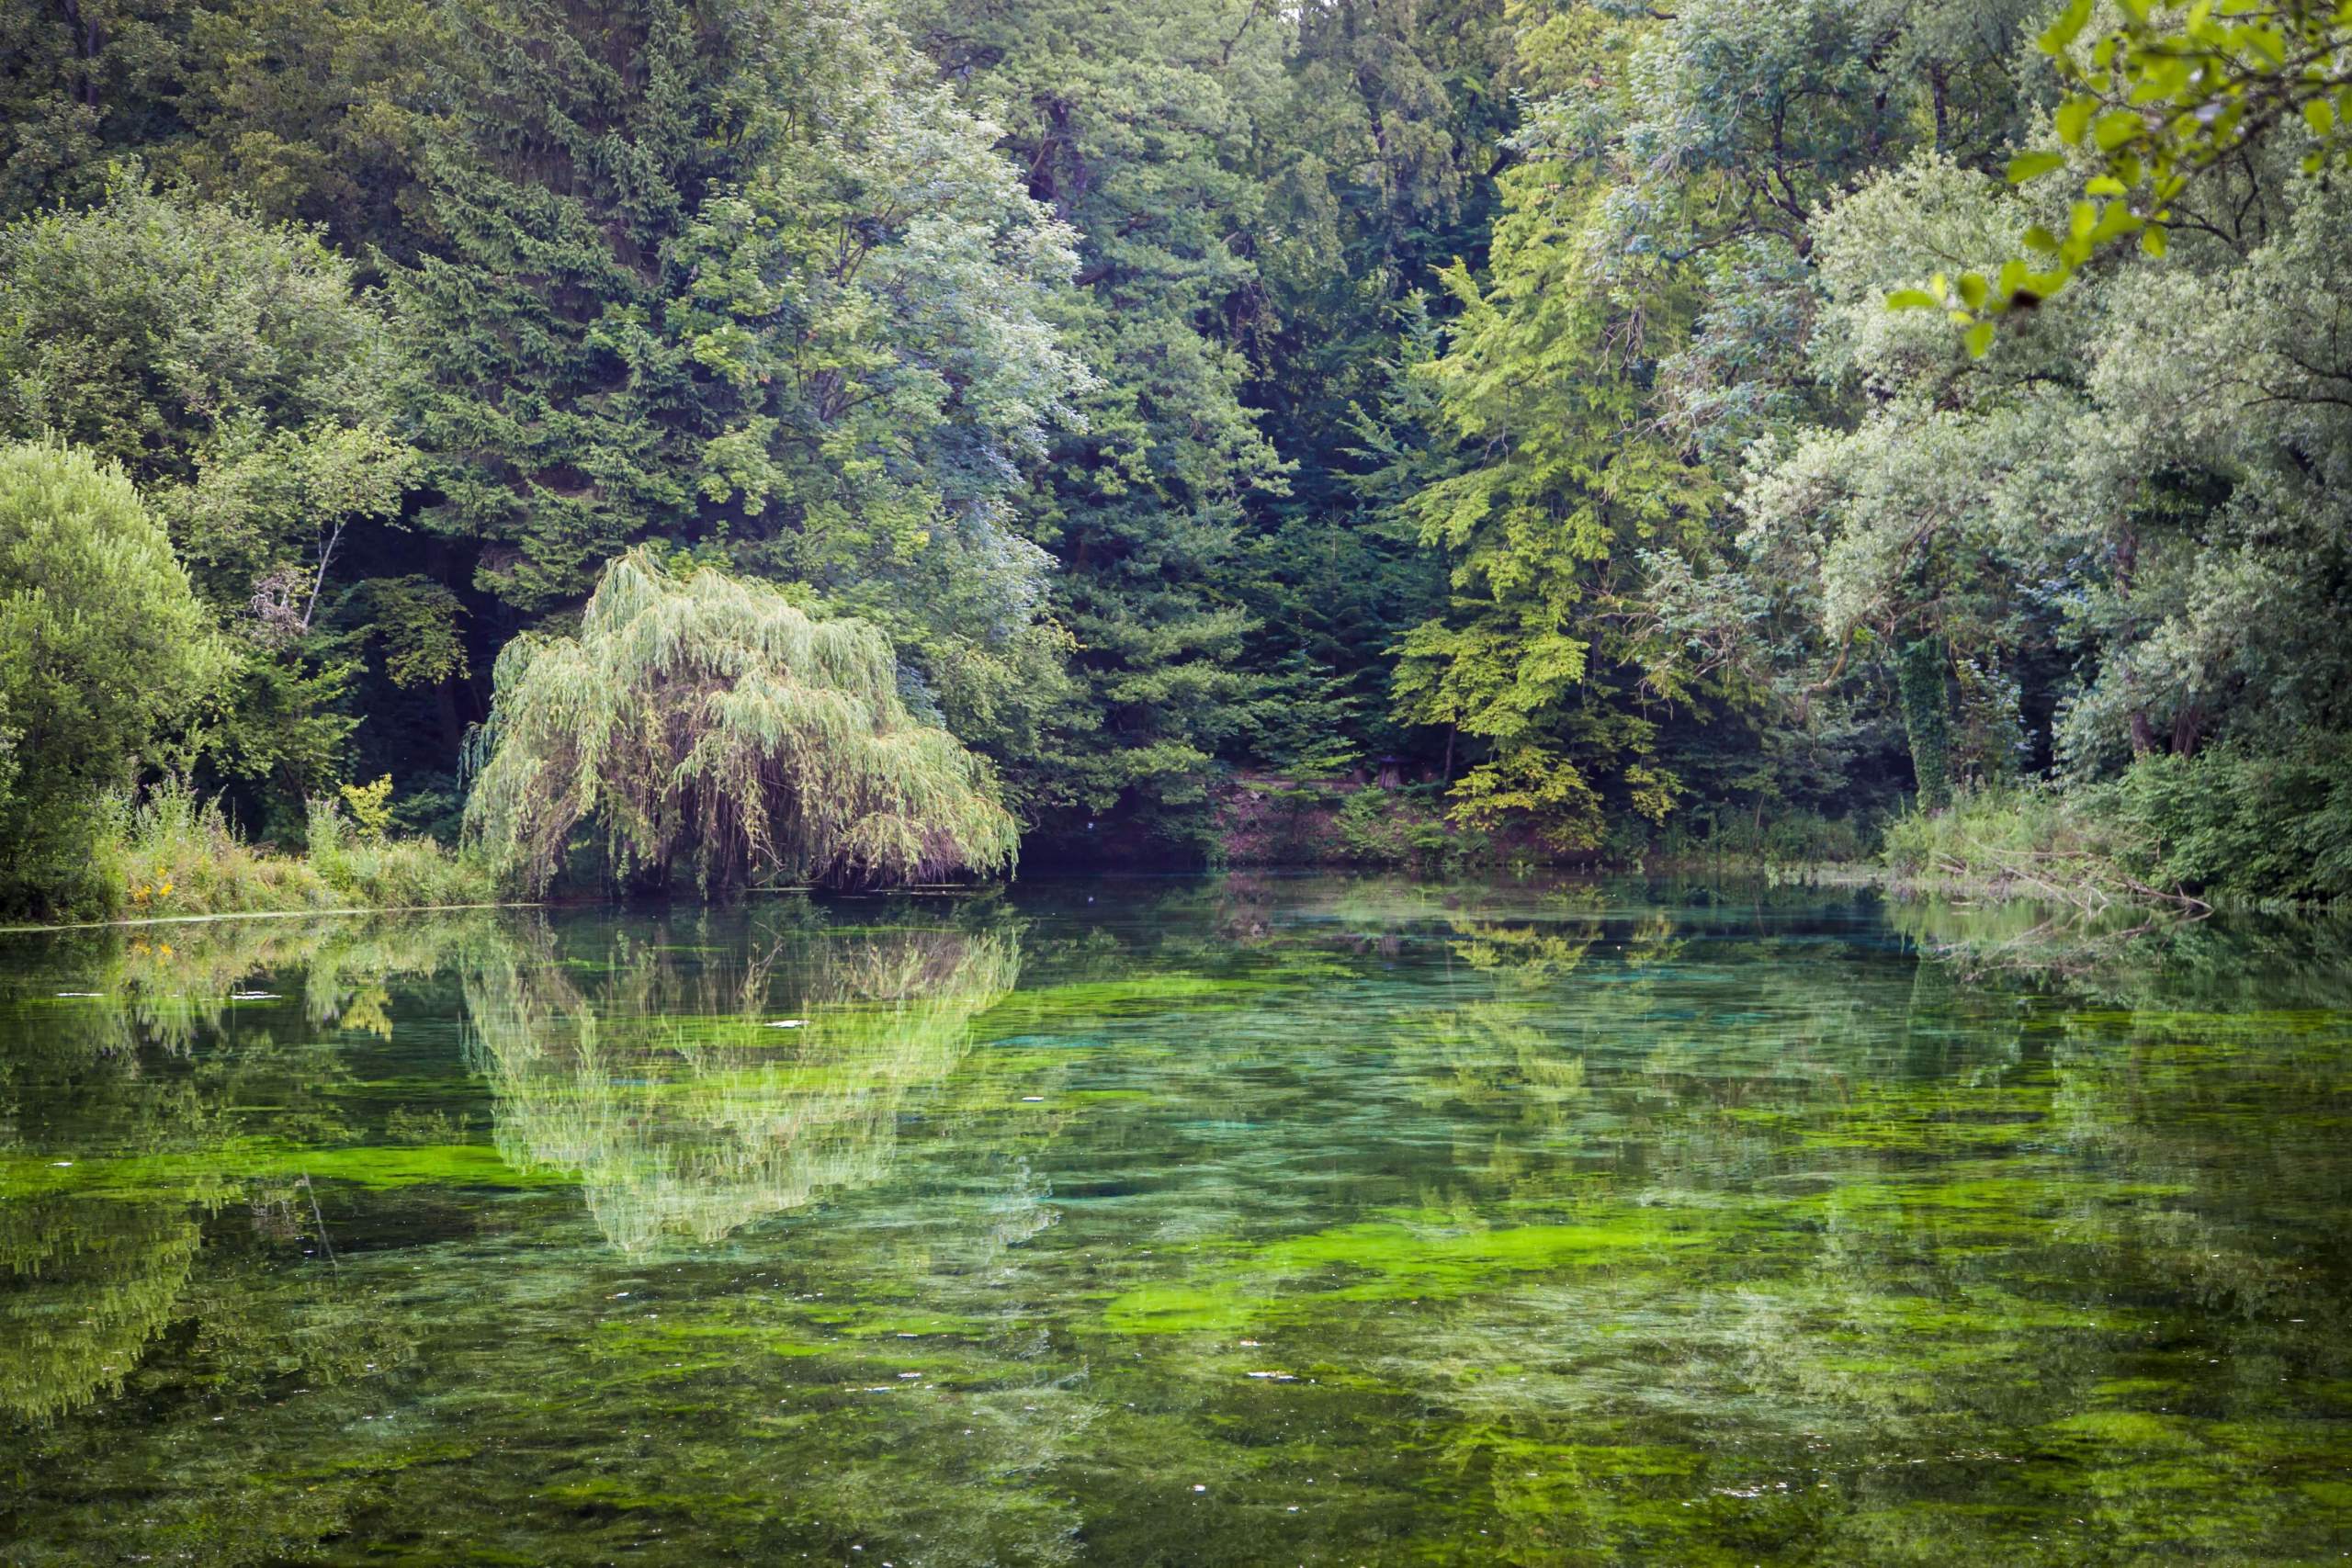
[892,0,1295,844]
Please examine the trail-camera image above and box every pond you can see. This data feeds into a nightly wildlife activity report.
[3,876,2349,1564]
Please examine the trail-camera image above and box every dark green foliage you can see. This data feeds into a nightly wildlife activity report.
[890,0,1300,848]
[0,0,440,249]
[0,0,189,219]
[393,0,1089,831]
[2102,740,2352,905]
[0,442,222,917]
[390,0,753,612]
[1896,637,1954,812]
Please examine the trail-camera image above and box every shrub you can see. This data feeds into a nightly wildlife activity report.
[304,795,491,908]
[95,778,332,919]
[1879,740,2352,908]
[2098,739,2352,905]
[1334,786,1487,870]
[1882,786,2087,883]
[0,441,224,918]
[74,778,492,922]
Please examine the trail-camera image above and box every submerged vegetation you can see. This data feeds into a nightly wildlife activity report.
[1,0,2349,916]
[3,881,2348,1560]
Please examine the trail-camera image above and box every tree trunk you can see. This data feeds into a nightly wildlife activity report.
[1895,636,1953,811]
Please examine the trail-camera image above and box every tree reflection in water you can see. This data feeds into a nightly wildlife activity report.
[461,911,1022,1251]
[0,882,2346,1564]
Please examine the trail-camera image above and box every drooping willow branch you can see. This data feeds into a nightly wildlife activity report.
[463,548,1019,894]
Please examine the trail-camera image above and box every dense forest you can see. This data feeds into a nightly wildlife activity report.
[2,0,2348,918]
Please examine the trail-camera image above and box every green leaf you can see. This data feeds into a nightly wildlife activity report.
[1884,288,1940,310]
[2305,97,2337,136]
[2089,204,2144,243]
[2094,111,2143,151]
[2085,175,2128,196]
[2140,224,2167,257]
[1963,321,1996,358]
[1956,272,1989,310]
[2007,150,2069,183]
[2055,97,2097,144]
[2038,0,2095,54]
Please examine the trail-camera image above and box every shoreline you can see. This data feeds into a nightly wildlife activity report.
[0,899,543,937]
[6,857,2331,938]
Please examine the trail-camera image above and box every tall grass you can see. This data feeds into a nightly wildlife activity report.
[1881,739,2352,909]
[1877,785,2154,909]
[79,778,492,923]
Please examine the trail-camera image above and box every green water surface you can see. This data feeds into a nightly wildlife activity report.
[3,876,2349,1564]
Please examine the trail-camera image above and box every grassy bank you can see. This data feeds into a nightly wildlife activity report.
[1210,739,2351,913]
[73,781,492,924]
[1213,774,1876,879]
[1884,742,2352,911]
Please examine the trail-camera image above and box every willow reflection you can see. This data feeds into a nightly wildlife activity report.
[460,907,1022,1252]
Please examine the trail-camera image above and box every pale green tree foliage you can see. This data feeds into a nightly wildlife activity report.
[1578,0,2041,450]
[464,549,1019,895]
[1389,199,1716,847]
[1378,0,2049,843]
[1747,142,2352,786]
[0,173,422,812]
[0,441,223,916]
[1746,158,2116,794]
[1383,10,1723,850]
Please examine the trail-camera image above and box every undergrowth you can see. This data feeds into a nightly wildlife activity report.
[1332,786,1493,870]
[1648,809,1875,869]
[82,778,492,923]
[1882,738,2352,909]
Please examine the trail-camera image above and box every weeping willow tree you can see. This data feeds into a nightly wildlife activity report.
[463,550,1020,894]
